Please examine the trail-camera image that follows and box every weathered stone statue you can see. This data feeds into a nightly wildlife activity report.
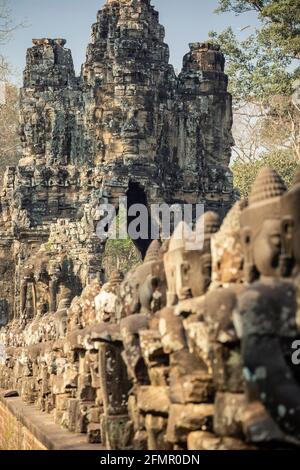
[240,167,287,282]
[237,168,300,444]
[54,287,73,338]
[95,271,124,323]
[119,240,166,318]
[164,212,220,307]
[179,202,248,449]
[156,212,219,449]
[281,169,300,280]
[0,0,239,451]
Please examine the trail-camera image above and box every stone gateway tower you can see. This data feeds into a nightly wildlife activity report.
[0,0,234,324]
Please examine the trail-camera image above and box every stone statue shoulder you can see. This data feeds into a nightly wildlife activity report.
[238,278,297,338]
[203,285,244,344]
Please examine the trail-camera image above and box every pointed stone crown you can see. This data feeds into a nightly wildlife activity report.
[211,201,246,284]
[213,201,245,243]
[249,167,287,206]
[201,211,221,235]
[144,240,161,263]
[241,167,287,237]
[108,270,124,286]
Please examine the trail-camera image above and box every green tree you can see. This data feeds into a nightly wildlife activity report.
[216,0,300,60]
[0,1,23,180]
[231,150,299,198]
[103,237,141,279]
[211,0,300,165]
[0,0,19,80]
[210,0,300,102]
[101,209,142,279]
[0,83,21,178]
[209,27,297,105]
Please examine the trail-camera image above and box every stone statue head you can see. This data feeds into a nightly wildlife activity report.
[138,241,166,315]
[34,253,50,283]
[119,240,166,316]
[95,270,124,323]
[164,211,220,305]
[211,201,247,286]
[240,167,287,281]
[57,286,73,310]
[281,169,300,273]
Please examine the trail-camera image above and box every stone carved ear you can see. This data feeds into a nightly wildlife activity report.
[180,261,190,284]
[281,216,294,258]
[241,227,257,283]
[241,227,252,259]
[280,215,295,277]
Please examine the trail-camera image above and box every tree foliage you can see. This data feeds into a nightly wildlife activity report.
[0,1,22,180]
[0,0,19,80]
[209,27,298,105]
[231,150,299,198]
[212,0,300,166]
[101,210,142,279]
[216,0,300,60]
[0,83,21,178]
[103,237,141,279]
[0,0,15,45]
[211,0,300,103]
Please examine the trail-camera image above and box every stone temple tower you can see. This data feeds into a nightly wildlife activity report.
[0,0,234,324]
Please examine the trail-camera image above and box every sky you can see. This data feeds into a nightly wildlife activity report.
[1,0,259,83]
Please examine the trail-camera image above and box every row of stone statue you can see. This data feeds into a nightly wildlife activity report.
[1,165,300,450]
[94,165,300,447]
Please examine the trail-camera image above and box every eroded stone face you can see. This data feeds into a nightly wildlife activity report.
[119,241,166,317]
[164,213,220,305]
[281,171,300,271]
[211,201,246,287]
[95,271,124,323]
[240,167,287,281]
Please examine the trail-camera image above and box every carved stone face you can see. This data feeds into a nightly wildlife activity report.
[164,215,219,304]
[200,253,213,291]
[95,289,118,323]
[119,241,165,316]
[292,224,300,267]
[138,263,166,315]
[240,168,287,281]
[54,309,68,338]
[120,261,164,316]
[281,178,300,271]
[164,249,212,304]
[67,298,82,331]
[252,219,282,278]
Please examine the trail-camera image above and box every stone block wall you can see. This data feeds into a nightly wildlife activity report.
[0,401,47,450]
